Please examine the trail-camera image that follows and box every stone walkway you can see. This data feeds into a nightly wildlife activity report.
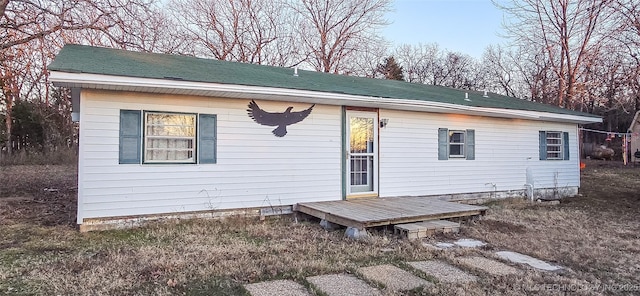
[357,264,432,291]
[244,280,311,296]
[408,260,478,283]
[307,274,382,296]
[496,251,563,271]
[243,239,564,296]
[456,256,521,276]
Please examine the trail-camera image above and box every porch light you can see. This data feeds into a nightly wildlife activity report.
[380,118,389,128]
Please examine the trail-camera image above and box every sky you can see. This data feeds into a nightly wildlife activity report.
[382,0,508,59]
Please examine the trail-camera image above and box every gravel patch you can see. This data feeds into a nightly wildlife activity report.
[456,256,520,276]
[244,280,311,296]
[357,264,432,291]
[408,260,478,283]
[307,274,382,296]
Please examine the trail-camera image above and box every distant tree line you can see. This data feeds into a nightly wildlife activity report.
[1,0,639,160]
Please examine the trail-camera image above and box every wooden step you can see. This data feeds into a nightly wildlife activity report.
[394,220,460,239]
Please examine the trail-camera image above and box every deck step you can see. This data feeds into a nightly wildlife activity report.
[394,220,460,239]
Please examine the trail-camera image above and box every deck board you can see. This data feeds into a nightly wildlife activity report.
[296,196,487,229]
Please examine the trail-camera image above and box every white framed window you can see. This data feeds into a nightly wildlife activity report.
[545,131,562,160]
[144,112,196,163]
[449,130,465,157]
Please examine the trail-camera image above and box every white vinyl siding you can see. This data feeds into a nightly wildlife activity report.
[77,90,341,223]
[379,109,579,198]
[77,88,582,223]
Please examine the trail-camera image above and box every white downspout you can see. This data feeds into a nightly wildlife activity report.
[525,164,535,201]
[524,183,534,201]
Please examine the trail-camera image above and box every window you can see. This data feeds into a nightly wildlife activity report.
[545,131,562,160]
[144,112,196,163]
[539,131,569,160]
[438,128,475,160]
[119,110,217,164]
[449,131,465,157]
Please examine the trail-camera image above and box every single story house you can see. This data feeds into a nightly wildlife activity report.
[49,45,601,231]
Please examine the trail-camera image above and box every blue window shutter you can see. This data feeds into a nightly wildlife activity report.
[438,128,449,160]
[119,110,141,164]
[539,131,547,160]
[465,129,475,160]
[198,114,217,164]
[563,132,570,160]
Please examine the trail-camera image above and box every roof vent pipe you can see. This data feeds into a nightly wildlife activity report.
[483,90,489,98]
[465,92,468,99]
[293,67,299,77]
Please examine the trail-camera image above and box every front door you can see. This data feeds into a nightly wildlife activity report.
[346,111,378,198]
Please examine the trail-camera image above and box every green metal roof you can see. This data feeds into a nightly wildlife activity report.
[49,44,599,119]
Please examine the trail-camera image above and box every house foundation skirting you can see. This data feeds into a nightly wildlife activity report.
[78,187,578,232]
[426,186,579,204]
[78,205,293,232]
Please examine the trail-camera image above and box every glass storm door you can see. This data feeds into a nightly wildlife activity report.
[346,111,378,197]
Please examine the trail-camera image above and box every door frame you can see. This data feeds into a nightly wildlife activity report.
[344,108,379,199]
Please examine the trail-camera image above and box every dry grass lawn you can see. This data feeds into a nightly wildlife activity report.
[1,161,639,295]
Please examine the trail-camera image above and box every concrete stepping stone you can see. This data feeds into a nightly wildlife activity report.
[357,264,432,291]
[307,274,382,296]
[496,251,563,271]
[434,242,455,249]
[244,280,311,296]
[408,260,478,283]
[430,239,486,250]
[453,238,486,248]
[456,256,520,276]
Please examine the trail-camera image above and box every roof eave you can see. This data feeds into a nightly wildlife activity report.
[49,71,602,125]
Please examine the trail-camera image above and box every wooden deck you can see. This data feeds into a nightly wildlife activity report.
[296,196,488,229]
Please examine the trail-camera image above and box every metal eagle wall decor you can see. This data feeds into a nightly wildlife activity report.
[247,100,315,137]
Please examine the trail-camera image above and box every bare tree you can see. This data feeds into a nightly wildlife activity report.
[1,1,155,51]
[612,0,640,112]
[583,47,628,120]
[394,43,441,84]
[291,0,391,73]
[335,39,387,78]
[170,0,300,66]
[1,0,163,156]
[438,51,478,89]
[1,44,38,155]
[394,43,481,89]
[0,0,8,17]
[521,49,560,104]
[614,0,640,50]
[496,0,614,108]
[480,45,519,97]
[43,0,185,55]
